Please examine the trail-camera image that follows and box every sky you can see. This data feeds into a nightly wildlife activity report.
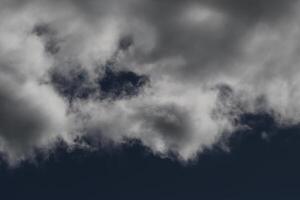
[1,0,300,199]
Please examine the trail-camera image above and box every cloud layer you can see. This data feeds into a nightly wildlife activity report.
[1,0,300,164]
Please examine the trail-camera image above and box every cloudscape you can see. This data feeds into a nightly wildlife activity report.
[4,0,300,199]
[1,0,300,164]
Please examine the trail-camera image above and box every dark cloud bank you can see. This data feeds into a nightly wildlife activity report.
[1,0,300,168]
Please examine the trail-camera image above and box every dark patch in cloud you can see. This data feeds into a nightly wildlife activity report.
[50,66,148,102]
[32,24,53,36]
[44,39,60,55]
[118,35,134,51]
[32,24,60,54]
[50,68,96,102]
[98,68,148,99]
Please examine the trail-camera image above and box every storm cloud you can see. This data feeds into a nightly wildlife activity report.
[1,0,300,164]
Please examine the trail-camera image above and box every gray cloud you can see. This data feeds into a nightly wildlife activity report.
[129,0,297,80]
[0,87,46,155]
[135,104,194,156]
[0,0,300,164]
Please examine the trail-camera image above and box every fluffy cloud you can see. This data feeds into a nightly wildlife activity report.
[1,0,300,164]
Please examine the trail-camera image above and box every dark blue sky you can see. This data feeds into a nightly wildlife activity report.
[1,114,300,200]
